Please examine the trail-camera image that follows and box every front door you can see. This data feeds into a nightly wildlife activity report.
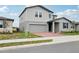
[48,22,52,32]
[55,22,59,33]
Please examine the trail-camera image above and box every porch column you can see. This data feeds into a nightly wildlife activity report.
[52,22,55,33]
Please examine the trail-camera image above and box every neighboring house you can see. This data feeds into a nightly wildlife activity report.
[0,16,14,33]
[19,5,79,33]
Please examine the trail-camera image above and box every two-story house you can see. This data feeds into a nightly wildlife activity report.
[19,5,77,33]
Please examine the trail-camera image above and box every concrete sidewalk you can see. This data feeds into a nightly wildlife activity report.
[0,35,79,44]
[53,35,79,44]
[0,35,79,51]
[0,37,53,44]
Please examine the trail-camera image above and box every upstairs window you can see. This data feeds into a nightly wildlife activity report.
[63,23,68,28]
[35,12,38,17]
[49,14,51,18]
[39,12,42,17]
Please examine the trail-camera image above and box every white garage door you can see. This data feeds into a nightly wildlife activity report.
[29,24,47,32]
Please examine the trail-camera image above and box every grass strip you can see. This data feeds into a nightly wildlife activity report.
[62,31,79,35]
[0,32,41,40]
[0,39,52,47]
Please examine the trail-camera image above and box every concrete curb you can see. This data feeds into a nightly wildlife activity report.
[0,42,53,50]
[0,35,79,50]
[0,37,53,44]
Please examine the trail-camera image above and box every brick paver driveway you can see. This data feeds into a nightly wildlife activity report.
[33,32,63,37]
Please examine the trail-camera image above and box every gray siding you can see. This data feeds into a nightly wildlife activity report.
[76,25,79,31]
[19,6,53,32]
[25,7,53,21]
[54,19,73,32]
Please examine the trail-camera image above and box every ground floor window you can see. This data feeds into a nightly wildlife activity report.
[63,23,68,29]
[0,24,3,28]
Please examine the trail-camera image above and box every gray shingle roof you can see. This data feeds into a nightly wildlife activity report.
[0,16,14,21]
[48,17,72,23]
[19,5,54,17]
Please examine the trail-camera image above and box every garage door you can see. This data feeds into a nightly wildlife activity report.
[29,24,47,32]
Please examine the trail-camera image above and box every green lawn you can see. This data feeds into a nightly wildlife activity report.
[0,32,41,40]
[0,39,52,47]
[62,31,79,35]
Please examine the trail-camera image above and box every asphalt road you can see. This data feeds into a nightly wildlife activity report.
[0,41,79,53]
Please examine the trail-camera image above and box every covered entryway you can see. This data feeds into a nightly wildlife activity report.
[29,24,48,32]
[48,22,52,32]
[54,22,59,33]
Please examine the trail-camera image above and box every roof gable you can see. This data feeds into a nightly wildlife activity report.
[47,17,72,23]
[19,5,54,17]
[54,17,72,23]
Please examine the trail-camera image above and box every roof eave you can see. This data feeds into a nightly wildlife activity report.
[19,5,54,17]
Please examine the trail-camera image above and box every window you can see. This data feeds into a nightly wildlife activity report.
[63,23,68,28]
[0,24,3,28]
[49,14,51,18]
[39,12,42,17]
[35,12,38,17]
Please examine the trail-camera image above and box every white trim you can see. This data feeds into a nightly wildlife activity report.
[52,22,55,32]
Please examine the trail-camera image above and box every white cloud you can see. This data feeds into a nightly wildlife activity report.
[56,9,79,16]
[9,13,18,16]
[56,9,79,21]
[0,6,9,13]
[56,9,79,15]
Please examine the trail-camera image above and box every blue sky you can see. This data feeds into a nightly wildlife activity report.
[44,5,79,21]
[0,5,79,27]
